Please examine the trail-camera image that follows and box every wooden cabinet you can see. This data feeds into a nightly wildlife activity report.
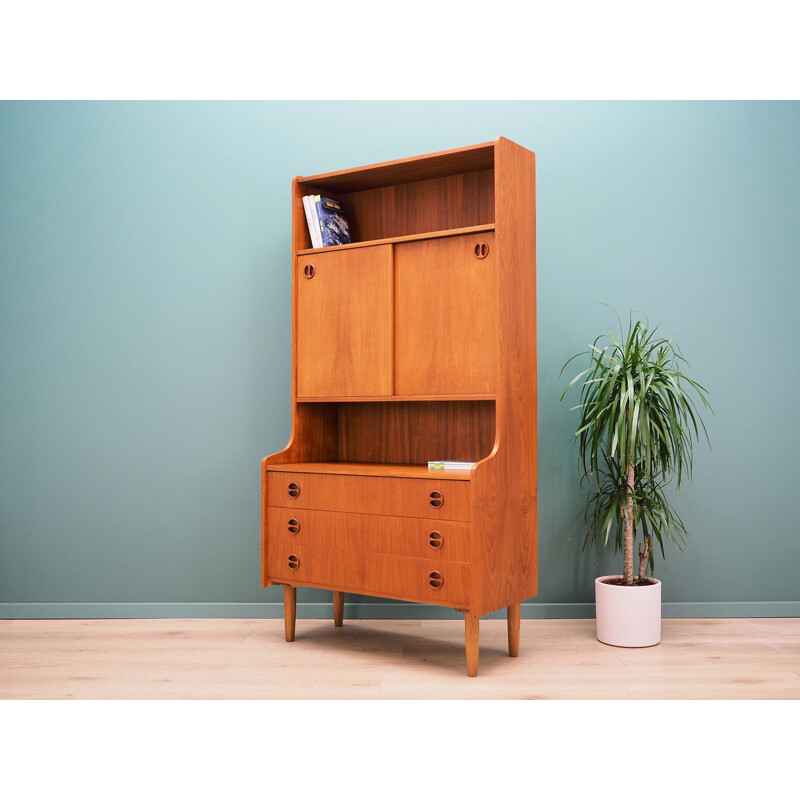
[262,138,538,676]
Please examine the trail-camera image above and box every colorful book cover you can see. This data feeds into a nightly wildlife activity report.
[315,196,352,246]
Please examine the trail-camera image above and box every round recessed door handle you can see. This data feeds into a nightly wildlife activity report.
[429,570,444,589]
[429,490,444,509]
[287,482,300,499]
[474,241,489,259]
[288,554,300,571]
[428,531,443,549]
[288,518,300,535]
[303,263,315,279]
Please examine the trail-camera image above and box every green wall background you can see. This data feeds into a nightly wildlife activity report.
[2,101,799,619]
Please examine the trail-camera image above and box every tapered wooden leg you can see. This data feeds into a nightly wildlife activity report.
[507,602,521,657]
[333,591,344,627]
[283,586,296,642]
[465,613,480,677]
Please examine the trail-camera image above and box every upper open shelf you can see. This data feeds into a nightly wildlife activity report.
[296,141,497,251]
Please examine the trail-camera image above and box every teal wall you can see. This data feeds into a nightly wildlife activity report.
[2,101,799,619]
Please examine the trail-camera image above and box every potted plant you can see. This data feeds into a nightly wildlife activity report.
[561,313,711,646]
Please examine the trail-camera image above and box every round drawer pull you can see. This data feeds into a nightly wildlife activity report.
[303,263,315,279]
[428,531,443,549]
[474,241,489,259]
[428,490,444,509]
[287,482,300,498]
[429,571,444,589]
[288,518,300,535]
[288,554,300,571]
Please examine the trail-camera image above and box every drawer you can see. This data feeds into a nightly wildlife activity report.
[266,508,470,562]
[267,541,470,608]
[266,471,470,521]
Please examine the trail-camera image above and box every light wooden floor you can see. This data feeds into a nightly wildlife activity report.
[1,617,799,699]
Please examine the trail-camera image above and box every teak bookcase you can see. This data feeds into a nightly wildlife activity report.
[261,137,537,676]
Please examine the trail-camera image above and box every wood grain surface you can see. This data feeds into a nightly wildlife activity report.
[470,137,538,617]
[267,543,471,608]
[394,233,498,396]
[297,140,495,194]
[3,618,799,699]
[266,461,471,480]
[266,470,471,521]
[263,139,539,674]
[296,245,393,398]
[267,507,471,562]
[296,223,495,255]
[337,401,495,464]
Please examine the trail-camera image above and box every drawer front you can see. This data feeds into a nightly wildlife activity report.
[266,471,470,521]
[267,508,470,562]
[267,541,470,608]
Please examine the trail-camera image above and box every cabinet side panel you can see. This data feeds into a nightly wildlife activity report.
[472,139,538,617]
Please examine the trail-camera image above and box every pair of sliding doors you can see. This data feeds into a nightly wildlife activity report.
[296,232,497,399]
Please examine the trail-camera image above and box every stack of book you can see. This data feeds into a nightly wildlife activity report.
[302,194,352,248]
[427,461,476,472]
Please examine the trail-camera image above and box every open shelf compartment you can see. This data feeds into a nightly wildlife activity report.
[283,399,496,470]
[296,141,496,251]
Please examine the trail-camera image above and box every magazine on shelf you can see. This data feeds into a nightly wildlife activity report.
[428,461,476,471]
[303,194,322,248]
[314,196,352,246]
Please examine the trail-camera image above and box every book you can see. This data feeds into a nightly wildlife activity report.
[428,461,476,471]
[303,194,322,248]
[314,195,352,247]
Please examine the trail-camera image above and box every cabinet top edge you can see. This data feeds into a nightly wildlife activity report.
[294,140,530,193]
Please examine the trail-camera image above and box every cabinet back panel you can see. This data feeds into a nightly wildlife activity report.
[331,170,494,242]
[337,401,495,464]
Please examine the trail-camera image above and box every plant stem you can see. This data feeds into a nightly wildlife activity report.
[638,535,651,581]
[623,462,635,585]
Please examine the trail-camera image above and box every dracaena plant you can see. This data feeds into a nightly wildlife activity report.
[561,314,711,585]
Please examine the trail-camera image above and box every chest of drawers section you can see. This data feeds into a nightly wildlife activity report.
[264,470,472,608]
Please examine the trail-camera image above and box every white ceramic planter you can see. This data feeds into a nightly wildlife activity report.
[595,575,662,647]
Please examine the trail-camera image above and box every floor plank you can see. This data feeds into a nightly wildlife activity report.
[1,618,798,700]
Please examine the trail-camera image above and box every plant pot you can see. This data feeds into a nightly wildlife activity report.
[595,576,661,647]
